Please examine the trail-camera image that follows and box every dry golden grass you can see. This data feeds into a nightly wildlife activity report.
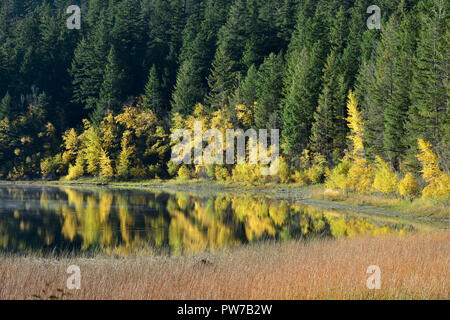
[0,232,448,300]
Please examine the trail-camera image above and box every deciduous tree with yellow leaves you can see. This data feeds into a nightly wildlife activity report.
[416,139,450,200]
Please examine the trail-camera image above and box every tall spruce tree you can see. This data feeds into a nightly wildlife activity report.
[94,46,125,123]
[144,64,165,119]
[408,0,449,168]
[383,3,418,170]
[254,52,284,129]
[0,91,12,119]
[310,52,347,164]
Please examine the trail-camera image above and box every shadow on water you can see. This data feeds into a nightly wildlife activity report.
[0,185,414,256]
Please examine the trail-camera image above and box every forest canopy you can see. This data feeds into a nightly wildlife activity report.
[0,0,448,200]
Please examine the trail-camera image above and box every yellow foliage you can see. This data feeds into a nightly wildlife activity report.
[82,123,102,175]
[100,111,118,151]
[130,167,148,179]
[62,128,80,165]
[232,164,264,184]
[40,154,62,177]
[398,173,419,199]
[327,92,372,193]
[372,156,399,195]
[345,90,365,160]
[99,149,114,179]
[66,155,84,180]
[116,106,158,138]
[235,103,254,128]
[117,130,135,179]
[346,158,374,193]
[214,165,230,182]
[306,165,325,184]
[277,157,291,183]
[292,170,310,186]
[416,139,450,200]
[177,165,191,181]
[325,159,351,190]
[416,139,442,181]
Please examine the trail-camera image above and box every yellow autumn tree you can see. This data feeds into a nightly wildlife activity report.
[82,120,102,175]
[235,103,255,128]
[345,91,373,193]
[398,172,419,200]
[117,130,135,179]
[416,139,450,200]
[100,111,118,151]
[62,128,80,165]
[99,148,114,179]
[66,154,84,180]
[373,156,399,195]
[326,92,372,193]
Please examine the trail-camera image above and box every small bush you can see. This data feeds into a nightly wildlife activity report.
[66,155,85,180]
[167,161,180,177]
[177,165,191,181]
[398,172,419,200]
[306,165,325,184]
[372,156,399,196]
[215,165,230,182]
[325,159,351,190]
[278,157,291,183]
[40,154,63,178]
[292,170,310,186]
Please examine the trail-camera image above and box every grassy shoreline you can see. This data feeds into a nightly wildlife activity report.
[0,233,448,300]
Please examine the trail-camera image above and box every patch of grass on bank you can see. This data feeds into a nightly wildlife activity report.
[310,188,450,220]
[0,233,448,300]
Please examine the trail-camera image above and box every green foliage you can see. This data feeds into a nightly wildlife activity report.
[0,0,448,201]
[144,65,165,118]
[40,154,63,179]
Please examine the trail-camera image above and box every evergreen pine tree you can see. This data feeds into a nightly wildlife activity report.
[206,45,237,110]
[408,0,449,167]
[144,65,165,118]
[95,46,124,123]
[384,4,418,170]
[0,91,12,119]
[254,53,284,129]
[310,52,347,164]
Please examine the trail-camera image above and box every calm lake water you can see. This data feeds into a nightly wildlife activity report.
[0,184,414,256]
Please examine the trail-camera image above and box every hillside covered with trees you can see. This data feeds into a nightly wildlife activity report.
[0,0,448,200]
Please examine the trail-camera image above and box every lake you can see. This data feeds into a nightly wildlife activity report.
[0,184,415,256]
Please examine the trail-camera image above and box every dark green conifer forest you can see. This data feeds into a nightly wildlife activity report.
[0,0,448,191]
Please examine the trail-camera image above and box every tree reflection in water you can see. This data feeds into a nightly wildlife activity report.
[0,186,413,256]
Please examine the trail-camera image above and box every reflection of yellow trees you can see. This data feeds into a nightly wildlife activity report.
[61,206,77,241]
[167,196,238,255]
[117,194,134,249]
[0,187,413,255]
[232,198,276,241]
[325,212,405,237]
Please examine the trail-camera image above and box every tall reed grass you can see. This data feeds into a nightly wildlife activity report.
[0,233,448,300]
